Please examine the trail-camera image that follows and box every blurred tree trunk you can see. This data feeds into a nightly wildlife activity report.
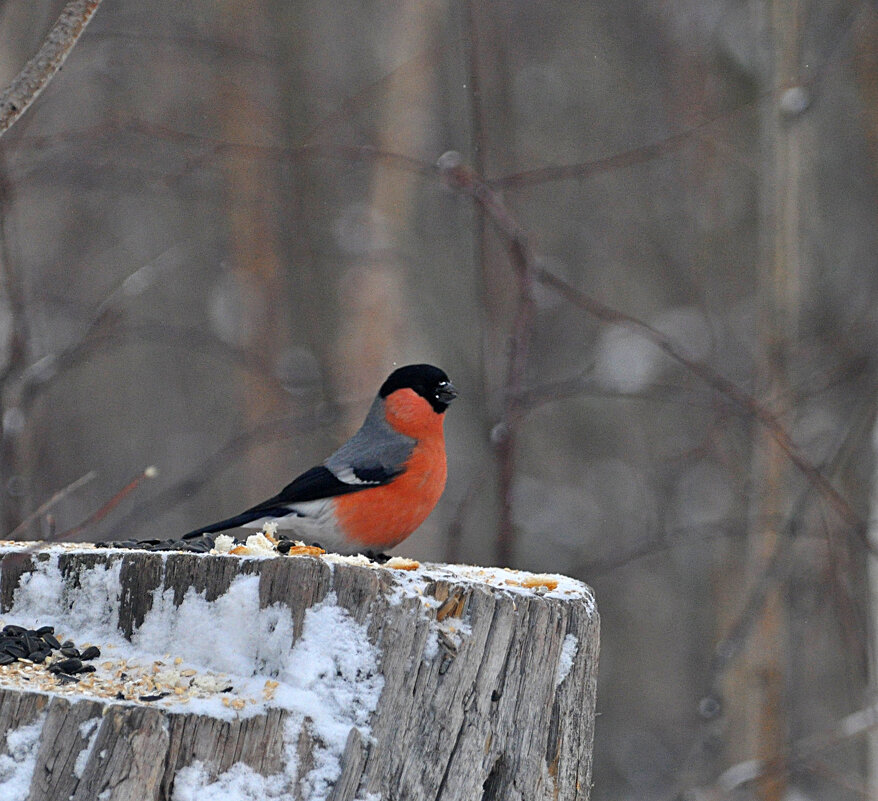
[855,9,878,797]
[868,407,878,799]
[216,0,291,496]
[0,3,61,535]
[332,0,445,432]
[720,3,806,798]
[0,168,30,535]
[461,0,523,565]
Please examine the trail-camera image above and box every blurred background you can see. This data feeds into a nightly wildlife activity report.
[2,0,878,798]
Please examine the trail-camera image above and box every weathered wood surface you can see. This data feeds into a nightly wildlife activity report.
[0,545,599,801]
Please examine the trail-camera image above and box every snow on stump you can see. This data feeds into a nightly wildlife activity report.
[0,542,599,801]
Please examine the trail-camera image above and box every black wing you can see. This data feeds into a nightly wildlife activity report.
[251,464,393,508]
[182,464,402,539]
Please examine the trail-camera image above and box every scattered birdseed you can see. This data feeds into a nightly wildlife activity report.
[384,557,420,571]
[0,620,252,712]
[505,575,559,591]
[0,624,101,677]
[95,527,334,560]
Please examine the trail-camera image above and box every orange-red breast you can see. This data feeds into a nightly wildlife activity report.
[183,364,457,555]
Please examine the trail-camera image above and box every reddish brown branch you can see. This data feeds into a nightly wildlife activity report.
[0,0,104,137]
[490,129,694,190]
[56,466,157,541]
[113,412,324,537]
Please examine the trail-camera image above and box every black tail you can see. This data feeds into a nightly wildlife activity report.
[182,509,271,540]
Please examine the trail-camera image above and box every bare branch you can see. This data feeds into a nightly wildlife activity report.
[111,412,325,538]
[1,466,157,576]
[438,157,867,552]
[55,466,157,541]
[0,0,104,137]
[534,267,869,544]
[5,470,97,540]
[439,156,537,565]
[690,704,878,797]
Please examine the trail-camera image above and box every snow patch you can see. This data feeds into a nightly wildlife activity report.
[3,553,383,797]
[167,593,383,799]
[172,760,287,801]
[134,574,295,681]
[74,717,101,779]
[556,633,578,686]
[594,324,660,393]
[173,679,380,801]
[10,557,122,641]
[0,713,46,801]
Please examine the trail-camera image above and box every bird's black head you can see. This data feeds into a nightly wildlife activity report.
[379,364,458,413]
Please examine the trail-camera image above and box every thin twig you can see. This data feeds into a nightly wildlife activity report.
[460,3,529,569]
[111,412,325,538]
[438,158,867,549]
[578,521,743,578]
[13,320,293,416]
[440,158,537,566]
[669,400,876,801]
[711,394,873,683]
[692,703,878,796]
[0,0,104,137]
[55,466,157,541]
[444,470,487,565]
[3,466,157,574]
[5,470,97,540]
[533,267,868,544]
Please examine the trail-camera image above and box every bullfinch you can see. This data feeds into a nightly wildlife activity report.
[183,363,457,555]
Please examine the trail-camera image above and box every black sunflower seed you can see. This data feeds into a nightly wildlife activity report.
[3,643,27,658]
[148,541,179,552]
[0,653,15,665]
[42,634,61,650]
[139,692,169,702]
[184,537,214,553]
[35,626,54,636]
[79,646,101,661]
[2,625,26,636]
[51,658,83,674]
[60,647,80,658]
[29,650,49,664]
[61,640,74,649]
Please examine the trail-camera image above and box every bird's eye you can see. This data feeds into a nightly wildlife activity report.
[434,380,458,402]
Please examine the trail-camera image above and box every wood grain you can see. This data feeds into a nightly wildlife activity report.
[0,546,599,800]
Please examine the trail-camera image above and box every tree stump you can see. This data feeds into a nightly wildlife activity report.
[0,542,599,801]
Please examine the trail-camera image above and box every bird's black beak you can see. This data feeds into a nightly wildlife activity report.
[436,381,458,404]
